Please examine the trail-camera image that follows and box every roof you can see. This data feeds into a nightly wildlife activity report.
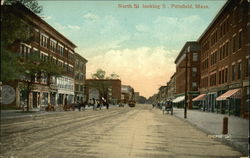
[197,0,231,42]
[86,79,121,82]
[9,3,77,48]
[75,53,88,63]
[174,41,199,64]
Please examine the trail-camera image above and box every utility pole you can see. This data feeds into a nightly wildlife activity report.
[184,51,188,119]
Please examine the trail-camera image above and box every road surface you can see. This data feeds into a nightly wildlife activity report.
[0,104,243,158]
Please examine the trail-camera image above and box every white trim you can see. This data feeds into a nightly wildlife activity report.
[20,43,32,48]
[50,38,57,43]
[33,47,38,51]
[41,51,48,56]
[40,32,49,38]
[58,59,63,63]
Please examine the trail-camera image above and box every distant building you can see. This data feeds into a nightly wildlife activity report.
[121,85,134,103]
[86,79,121,104]
[74,53,87,103]
[167,73,176,100]
[174,41,201,108]
[134,92,140,103]
[196,0,249,118]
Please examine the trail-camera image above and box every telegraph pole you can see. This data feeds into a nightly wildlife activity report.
[184,51,188,119]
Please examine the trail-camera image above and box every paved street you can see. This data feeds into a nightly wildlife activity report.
[0,105,243,158]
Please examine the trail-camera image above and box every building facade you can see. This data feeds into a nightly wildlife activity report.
[4,4,87,108]
[86,79,121,104]
[166,73,176,100]
[197,0,249,118]
[174,42,201,108]
[74,53,87,103]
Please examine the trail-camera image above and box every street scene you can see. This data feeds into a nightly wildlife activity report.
[1,0,249,157]
[0,105,245,158]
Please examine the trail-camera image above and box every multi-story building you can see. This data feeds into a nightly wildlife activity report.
[166,73,176,100]
[134,92,140,103]
[174,41,201,108]
[86,79,121,104]
[4,4,81,108]
[74,53,87,103]
[197,0,249,118]
[158,86,168,102]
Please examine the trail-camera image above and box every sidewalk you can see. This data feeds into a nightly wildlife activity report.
[173,108,249,156]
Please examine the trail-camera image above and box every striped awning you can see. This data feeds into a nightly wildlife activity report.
[192,94,206,101]
[172,96,185,103]
[216,88,241,101]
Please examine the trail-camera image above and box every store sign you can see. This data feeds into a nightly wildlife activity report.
[229,83,242,89]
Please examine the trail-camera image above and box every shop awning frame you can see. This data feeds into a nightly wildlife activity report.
[192,94,206,101]
[172,96,185,103]
[216,88,241,101]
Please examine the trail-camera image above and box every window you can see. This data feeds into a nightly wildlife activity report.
[58,44,64,56]
[192,82,197,89]
[222,69,224,84]
[239,30,242,49]
[192,67,197,77]
[219,71,222,84]
[80,85,84,92]
[238,62,242,79]
[20,44,31,58]
[50,40,57,52]
[225,68,228,83]
[40,34,48,48]
[225,42,228,57]
[233,35,237,52]
[75,84,79,91]
[232,64,236,81]
[246,58,250,77]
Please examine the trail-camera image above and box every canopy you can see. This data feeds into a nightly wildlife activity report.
[172,96,185,103]
[192,94,206,101]
[216,88,241,101]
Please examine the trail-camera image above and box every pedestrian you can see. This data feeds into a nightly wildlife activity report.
[92,98,96,110]
[78,101,81,111]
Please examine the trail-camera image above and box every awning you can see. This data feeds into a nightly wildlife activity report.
[192,94,206,101]
[172,96,185,103]
[216,88,241,101]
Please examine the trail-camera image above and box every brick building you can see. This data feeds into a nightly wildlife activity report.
[166,73,176,100]
[3,4,87,108]
[174,42,201,108]
[74,53,87,103]
[196,0,249,118]
[86,79,121,104]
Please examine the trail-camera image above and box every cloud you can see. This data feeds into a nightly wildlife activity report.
[135,24,150,32]
[83,13,99,21]
[52,22,81,31]
[41,16,52,20]
[67,25,81,30]
[84,46,176,98]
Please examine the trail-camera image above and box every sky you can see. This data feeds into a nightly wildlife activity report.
[38,0,227,98]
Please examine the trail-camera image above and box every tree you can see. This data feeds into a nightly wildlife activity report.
[107,73,120,79]
[1,1,64,111]
[91,68,106,79]
[1,0,42,83]
[90,69,120,103]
